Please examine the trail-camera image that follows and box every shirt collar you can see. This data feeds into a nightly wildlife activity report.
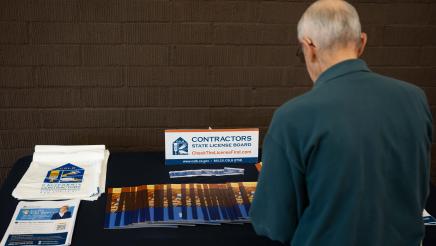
[314,59,370,88]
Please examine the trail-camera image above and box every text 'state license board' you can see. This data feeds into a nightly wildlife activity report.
[165,129,259,165]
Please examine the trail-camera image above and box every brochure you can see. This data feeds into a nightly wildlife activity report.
[0,200,80,246]
[104,182,257,229]
[423,209,436,225]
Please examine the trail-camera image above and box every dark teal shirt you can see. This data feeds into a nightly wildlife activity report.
[250,59,432,246]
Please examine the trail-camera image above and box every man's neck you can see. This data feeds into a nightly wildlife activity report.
[314,50,358,82]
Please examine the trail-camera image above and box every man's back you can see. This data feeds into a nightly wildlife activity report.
[250,59,432,246]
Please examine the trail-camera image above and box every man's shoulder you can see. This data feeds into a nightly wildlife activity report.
[370,71,426,97]
[269,69,427,129]
[271,89,318,128]
[276,88,319,116]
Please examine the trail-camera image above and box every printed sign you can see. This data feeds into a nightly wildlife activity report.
[165,129,259,165]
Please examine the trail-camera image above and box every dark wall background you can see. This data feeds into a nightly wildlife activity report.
[0,0,435,187]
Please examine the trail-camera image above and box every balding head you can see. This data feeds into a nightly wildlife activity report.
[296,0,367,82]
[298,0,361,50]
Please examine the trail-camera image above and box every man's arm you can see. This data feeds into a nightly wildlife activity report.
[249,134,306,243]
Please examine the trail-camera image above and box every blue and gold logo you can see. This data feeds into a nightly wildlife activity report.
[44,163,85,183]
[173,137,188,155]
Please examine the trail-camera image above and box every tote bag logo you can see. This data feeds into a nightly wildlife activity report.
[44,163,85,184]
[173,137,188,155]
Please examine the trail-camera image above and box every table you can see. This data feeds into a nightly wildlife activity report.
[0,152,283,246]
[1,152,435,245]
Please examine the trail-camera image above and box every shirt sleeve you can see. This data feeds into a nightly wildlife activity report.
[249,133,307,243]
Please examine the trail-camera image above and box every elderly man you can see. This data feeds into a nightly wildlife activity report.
[250,1,432,246]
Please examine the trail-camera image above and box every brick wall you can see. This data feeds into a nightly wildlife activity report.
[0,0,435,187]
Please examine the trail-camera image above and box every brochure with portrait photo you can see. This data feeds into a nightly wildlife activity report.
[0,200,80,246]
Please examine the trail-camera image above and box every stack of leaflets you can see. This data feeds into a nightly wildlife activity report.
[169,167,244,178]
[104,182,257,229]
[12,145,109,201]
[423,209,436,225]
[0,200,80,246]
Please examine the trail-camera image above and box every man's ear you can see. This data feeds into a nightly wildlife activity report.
[302,37,317,63]
[357,32,367,57]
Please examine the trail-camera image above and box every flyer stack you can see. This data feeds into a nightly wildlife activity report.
[12,145,109,201]
[423,209,436,225]
[105,182,257,229]
[0,200,80,246]
[169,167,244,178]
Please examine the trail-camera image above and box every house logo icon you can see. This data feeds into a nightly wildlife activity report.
[44,163,85,183]
[173,137,188,155]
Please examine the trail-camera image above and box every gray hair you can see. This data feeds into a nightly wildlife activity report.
[297,0,362,50]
